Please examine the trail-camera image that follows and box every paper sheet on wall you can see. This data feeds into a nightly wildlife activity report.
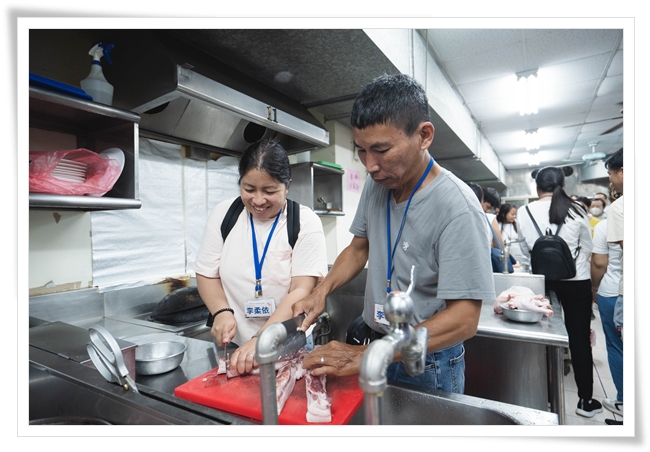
[90,139,240,291]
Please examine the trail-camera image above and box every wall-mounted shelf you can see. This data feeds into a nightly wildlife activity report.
[290,162,344,216]
[29,86,142,211]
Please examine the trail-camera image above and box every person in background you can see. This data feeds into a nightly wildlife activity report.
[469,183,509,273]
[576,196,591,214]
[480,186,506,254]
[482,187,501,216]
[594,192,609,216]
[193,138,328,375]
[292,73,495,394]
[576,196,599,237]
[469,182,505,251]
[589,197,606,235]
[591,218,623,420]
[604,148,624,421]
[496,203,525,267]
[516,166,599,418]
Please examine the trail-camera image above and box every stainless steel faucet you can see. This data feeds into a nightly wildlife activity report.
[358,266,429,425]
[502,238,527,274]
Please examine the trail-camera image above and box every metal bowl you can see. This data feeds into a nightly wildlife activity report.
[135,341,187,375]
[499,304,543,323]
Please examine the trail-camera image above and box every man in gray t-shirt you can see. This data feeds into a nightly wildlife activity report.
[351,168,495,334]
[292,74,495,393]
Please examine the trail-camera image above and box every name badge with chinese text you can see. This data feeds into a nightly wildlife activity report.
[244,297,276,318]
[374,303,390,325]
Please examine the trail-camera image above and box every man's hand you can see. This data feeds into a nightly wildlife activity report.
[302,340,367,377]
[292,289,327,331]
[292,235,370,331]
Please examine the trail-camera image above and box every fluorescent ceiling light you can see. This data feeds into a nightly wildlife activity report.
[525,129,540,151]
[517,70,539,116]
[528,151,540,167]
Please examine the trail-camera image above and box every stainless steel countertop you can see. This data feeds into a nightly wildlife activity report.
[31,298,566,425]
[475,294,569,348]
[86,295,568,403]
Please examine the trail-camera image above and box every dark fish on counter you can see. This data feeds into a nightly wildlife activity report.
[149,286,209,325]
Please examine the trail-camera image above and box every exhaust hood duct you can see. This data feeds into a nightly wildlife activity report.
[109,31,329,155]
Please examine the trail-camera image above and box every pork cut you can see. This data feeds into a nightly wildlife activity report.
[305,371,332,423]
[275,360,298,414]
[216,346,333,422]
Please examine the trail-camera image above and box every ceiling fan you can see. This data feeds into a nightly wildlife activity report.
[562,102,623,136]
[555,141,607,169]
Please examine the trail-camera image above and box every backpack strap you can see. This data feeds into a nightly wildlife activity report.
[525,206,543,237]
[221,197,301,249]
[525,205,563,237]
[221,197,245,242]
[286,199,301,249]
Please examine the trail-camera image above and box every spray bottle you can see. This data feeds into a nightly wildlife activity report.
[80,42,115,105]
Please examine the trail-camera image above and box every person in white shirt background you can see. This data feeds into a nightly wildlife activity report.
[516,166,599,418]
[496,203,525,267]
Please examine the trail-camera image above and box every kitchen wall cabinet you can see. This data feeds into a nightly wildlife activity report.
[290,162,344,216]
[29,86,142,211]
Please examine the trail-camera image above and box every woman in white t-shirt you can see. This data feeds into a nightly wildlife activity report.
[496,203,525,267]
[517,166,599,418]
[193,139,328,375]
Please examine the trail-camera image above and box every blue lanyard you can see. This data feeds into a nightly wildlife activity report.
[250,208,282,296]
[386,156,434,293]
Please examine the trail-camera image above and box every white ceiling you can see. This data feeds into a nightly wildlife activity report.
[43,28,623,183]
[423,29,624,171]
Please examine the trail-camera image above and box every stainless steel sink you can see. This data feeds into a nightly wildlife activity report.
[348,381,559,425]
[29,346,253,425]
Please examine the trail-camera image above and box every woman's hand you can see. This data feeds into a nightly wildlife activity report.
[212,311,237,348]
[229,338,258,375]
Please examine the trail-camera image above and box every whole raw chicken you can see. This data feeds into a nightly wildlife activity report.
[493,286,553,317]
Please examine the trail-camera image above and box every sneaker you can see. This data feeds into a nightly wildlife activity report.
[576,398,603,418]
[605,419,623,425]
[603,398,623,416]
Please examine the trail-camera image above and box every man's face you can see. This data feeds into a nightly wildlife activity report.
[353,122,431,191]
[481,200,492,213]
[607,167,624,194]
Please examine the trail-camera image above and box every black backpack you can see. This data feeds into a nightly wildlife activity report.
[525,206,580,281]
[220,197,301,248]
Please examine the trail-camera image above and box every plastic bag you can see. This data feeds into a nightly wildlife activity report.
[29,148,122,196]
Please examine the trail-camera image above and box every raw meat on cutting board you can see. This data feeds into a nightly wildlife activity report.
[305,371,332,423]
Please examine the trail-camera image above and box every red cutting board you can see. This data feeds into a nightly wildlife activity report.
[174,367,364,425]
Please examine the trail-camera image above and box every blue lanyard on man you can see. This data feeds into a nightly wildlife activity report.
[386,156,434,293]
[250,208,282,297]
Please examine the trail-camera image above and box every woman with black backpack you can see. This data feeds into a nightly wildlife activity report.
[517,166,599,418]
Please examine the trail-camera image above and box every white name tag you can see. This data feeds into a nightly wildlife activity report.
[244,297,276,318]
[374,303,390,325]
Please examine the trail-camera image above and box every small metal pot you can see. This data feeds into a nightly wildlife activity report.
[135,341,187,375]
[499,304,543,323]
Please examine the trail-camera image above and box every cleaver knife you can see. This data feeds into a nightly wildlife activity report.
[275,315,308,361]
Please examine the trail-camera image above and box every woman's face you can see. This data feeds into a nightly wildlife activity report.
[240,168,288,221]
[505,207,517,223]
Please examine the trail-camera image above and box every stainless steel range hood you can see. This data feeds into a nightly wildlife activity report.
[109,31,329,155]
